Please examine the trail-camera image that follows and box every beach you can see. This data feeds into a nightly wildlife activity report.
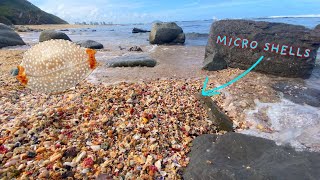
[1,18,320,179]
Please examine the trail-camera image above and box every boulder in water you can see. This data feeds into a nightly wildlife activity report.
[149,22,185,45]
[132,28,150,33]
[0,23,26,48]
[39,30,71,42]
[76,40,104,49]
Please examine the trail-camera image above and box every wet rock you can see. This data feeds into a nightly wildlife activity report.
[149,22,185,45]
[132,28,150,33]
[184,133,320,180]
[39,30,71,42]
[0,23,26,48]
[60,29,69,31]
[107,55,157,67]
[203,20,320,78]
[128,46,143,52]
[76,40,104,49]
[272,81,320,107]
[197,94,233,131]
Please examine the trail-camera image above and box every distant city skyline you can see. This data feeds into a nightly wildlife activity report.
[28,0,320,24]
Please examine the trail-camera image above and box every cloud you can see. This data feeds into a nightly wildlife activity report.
[28,0,320,23]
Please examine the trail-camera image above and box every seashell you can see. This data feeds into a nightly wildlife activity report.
[50,153,62,163]
[16,40,97,93]
[73,151,86,164]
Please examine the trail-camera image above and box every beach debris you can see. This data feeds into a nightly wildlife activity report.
[128,46,143,52]
[16,39,97,93]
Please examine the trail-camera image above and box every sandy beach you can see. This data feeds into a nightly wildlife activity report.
[1,20,319,179]
[0,42,283,179]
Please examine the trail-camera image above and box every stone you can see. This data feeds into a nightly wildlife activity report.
[39,30,71,42]
[107,55,157,67]
[315,24,320,31]
[149,22,185,45]
[10,68,19,76]
[196,94,233,131]
[132,28,150,33]
[76,40,104,49]
[0,23,26,48]
[128,46,143,52]
[272,81,320,107]
[184,133,320,180]
[203,20,320,78]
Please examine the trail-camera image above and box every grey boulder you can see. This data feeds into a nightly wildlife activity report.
[107,55,157,67]
[76,40,104,49]
[0,23,26,48]
[132,28,150,33]
[39,30,71,42]
[149,22,185,45]
[184,133,320,180]
[203,20,320,78]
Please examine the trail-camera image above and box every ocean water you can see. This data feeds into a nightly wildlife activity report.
[19,17,320,48]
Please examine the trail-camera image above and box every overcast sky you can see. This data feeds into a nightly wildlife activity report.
[28,0,320,24]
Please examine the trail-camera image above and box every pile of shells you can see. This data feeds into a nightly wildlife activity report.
[0,77,217,179]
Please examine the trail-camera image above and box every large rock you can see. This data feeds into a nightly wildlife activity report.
[76,40,104,49]
[107,55,157,67]
[39,30,71,42]
[203,20,320,78]
[149,22,185,45]
[184,133,320,180]
[0,23,26,48]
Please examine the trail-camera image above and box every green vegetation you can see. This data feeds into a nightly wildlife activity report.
[0,0,68,25]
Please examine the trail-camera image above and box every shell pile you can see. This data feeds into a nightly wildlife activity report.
[17,40,97,93]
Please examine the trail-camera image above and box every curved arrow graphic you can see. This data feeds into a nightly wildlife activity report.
[202,56,264,97]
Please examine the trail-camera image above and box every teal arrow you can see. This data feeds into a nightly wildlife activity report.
[202,56,264,97]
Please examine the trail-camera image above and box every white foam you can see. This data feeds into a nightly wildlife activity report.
[241,98,320,151]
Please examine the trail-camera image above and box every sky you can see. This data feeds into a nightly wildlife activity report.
[28,0,320,24]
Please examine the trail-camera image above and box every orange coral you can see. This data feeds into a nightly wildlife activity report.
[17,65,28,86]
[86,49,97,70]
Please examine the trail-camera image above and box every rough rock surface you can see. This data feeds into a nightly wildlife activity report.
[132,28,150,33]
[0,23,25,48]
[203,20,320,78]
[107,55,157,67]
[149,22,185,45]
[272,81,320,107]
[76,40,104,49]
[39,30,71,42]
[184,133,320,180]
[197,94,233,131]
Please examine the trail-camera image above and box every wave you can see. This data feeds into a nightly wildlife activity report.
[267,14,320,18]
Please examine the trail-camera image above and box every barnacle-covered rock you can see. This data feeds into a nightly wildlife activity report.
[17,39,97,93]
